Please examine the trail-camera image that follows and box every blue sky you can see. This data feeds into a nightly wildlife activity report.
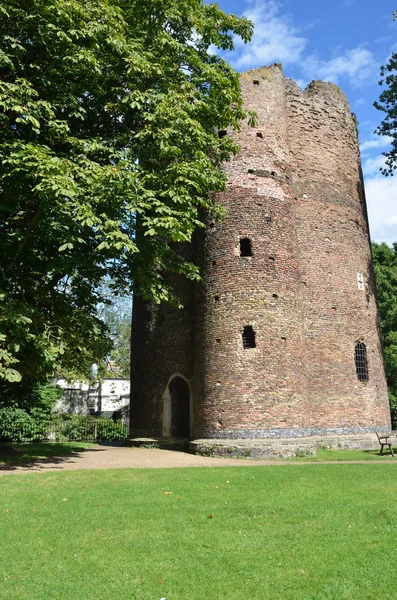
[213,0,397,245]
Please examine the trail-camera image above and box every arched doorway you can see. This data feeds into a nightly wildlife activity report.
[163,375,191,438]
[169,377,190,437]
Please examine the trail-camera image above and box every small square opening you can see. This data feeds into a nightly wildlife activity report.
[240,238,253,257]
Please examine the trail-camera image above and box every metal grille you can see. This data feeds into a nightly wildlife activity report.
[355,342,369,382]
[242,326,256,349]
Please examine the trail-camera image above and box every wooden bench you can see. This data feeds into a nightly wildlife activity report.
[376,433,395,457]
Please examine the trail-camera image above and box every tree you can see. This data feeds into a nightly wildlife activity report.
[374,10,397,174]
[0,0,253,390]
[372,242,397,425]
[97,279,132,379]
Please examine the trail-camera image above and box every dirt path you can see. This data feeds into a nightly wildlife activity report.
[0,445,284,474]
[0,445,396,475]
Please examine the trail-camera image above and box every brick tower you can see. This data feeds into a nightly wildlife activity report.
[130,64,391,443]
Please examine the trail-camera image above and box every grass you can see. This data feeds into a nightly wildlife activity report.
[1,463,397,599]
[291,446,397,461]
[0,442,93,466]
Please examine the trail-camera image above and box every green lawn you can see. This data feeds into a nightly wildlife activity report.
[1,464,397,599]
[0,442,93,466]
[290,446,397,461]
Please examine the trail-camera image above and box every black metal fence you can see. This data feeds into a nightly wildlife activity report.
[1,418,129,444]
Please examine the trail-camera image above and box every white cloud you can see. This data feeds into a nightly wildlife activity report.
[365,174,397,244]
[232,1,377,88]
[233,0,307,69]
[303,47,377,86]
[363,154,386,177]
[360,135,392,154]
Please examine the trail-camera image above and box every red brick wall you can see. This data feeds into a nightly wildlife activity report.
[194,66,308,436]
[129,244,195,437]
[286,75,390,431]
[130,64,391,439]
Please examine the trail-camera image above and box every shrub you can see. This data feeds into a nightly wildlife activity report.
[96,418,127,442]
[0,408,41,443]
[0,410,127,443]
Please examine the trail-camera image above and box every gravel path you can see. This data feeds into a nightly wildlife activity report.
[0,445,284,475]
[0,445,395,475]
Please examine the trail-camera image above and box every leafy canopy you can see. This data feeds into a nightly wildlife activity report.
[0,0,253,386]
[372,242,397,426]
[374,9,397,175]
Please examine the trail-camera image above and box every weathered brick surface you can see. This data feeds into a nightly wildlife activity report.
[130,243,195,437]
[130,64,391,440]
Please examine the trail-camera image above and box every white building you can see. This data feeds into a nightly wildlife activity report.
[55,378,130,420]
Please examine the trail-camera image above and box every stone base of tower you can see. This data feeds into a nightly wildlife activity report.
[126,430,393,459]
[190,432,390,459]
[192,425,390,440]
[126,436,191,452]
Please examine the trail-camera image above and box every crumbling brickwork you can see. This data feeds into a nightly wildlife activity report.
[130,64,391,440]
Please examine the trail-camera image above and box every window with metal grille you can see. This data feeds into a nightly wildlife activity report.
[355,342,369,382]
[242,326,256,349]
[240,238,252,257]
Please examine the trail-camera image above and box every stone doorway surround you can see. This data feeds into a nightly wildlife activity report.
[162,373,193,438]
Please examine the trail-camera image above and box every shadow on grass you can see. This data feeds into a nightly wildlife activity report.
[0,442,105,471]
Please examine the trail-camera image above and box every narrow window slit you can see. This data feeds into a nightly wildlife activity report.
[240,238,253,257]
[242,326,256,349]
[266,216,272,223]
[253,80,260,85]
[256,132,263,138]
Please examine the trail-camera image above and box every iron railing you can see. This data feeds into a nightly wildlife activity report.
[1,419,129,444]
